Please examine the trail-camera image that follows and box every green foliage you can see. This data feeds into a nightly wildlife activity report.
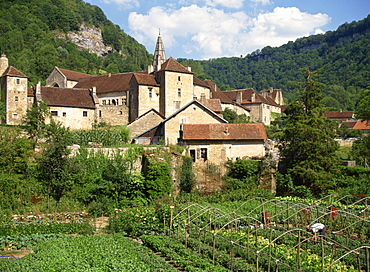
[21,101,50,149]
[144,160,172,199]
[352,135,370,167]
[0,173,41,218]
[71,126,130,146]
[107,205,169,237]
[179,156,196,193]
[225,159,262,180]
[0,234,177,271]
[355,87,370,120]
[0,127,33,173]
[278,69,339,195]
[73,148,144,216]
[221,108,249,123]
[36,120,80,212]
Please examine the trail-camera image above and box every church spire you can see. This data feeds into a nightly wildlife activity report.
[152,31,166,73]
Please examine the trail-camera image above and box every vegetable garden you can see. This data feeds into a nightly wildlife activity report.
[1,195,370,271]
[163,195,370,271]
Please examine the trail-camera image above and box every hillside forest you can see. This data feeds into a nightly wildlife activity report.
[0,0,152,85]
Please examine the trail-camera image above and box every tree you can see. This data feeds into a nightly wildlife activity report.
[278,69,339,195]
[36,120,82,212]
[355,87,370,121]
[221,108,249,123]
[22,101,50,149]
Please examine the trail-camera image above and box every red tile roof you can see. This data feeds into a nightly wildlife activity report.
[132,73,159,86]
[1,66,27,78]
[182,123,267,140]
[204,99,223,112]
[74,72,134,94]
[353,119,370,130]
[57,68,93,81]
[39,86,95,108]
[222,89,277,106]
[160,57,193,74]
[324,111,354,119]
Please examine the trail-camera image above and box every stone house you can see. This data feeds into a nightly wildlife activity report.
[133,99,227,145]
[31,82,98,130]
[181,123,267,165]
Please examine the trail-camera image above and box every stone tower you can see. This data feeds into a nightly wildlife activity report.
[148,33,167,82]
[0,57,28,125]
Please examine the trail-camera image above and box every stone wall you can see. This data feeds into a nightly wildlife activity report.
[98,105,129,126]
[48,106,95,130]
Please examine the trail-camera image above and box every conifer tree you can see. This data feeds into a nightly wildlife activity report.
[278,69,339,195]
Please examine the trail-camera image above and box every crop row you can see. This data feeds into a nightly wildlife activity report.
[0,222,94,236]
[176,227,358,272]
[0,234,178,271]
[140,234,236,271]
[0,233,67,250]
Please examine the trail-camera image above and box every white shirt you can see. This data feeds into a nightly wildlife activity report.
[310,223,325,233]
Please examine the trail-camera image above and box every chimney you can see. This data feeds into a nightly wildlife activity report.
[186,66,192,72]
[200,93,206,104]
[0,53,8,76]
[108,73,111,77]
[269,87,273,93]
[251,92,255,103]
[236,91,242,104]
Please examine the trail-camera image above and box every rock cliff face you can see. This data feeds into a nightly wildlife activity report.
[57,24,112,57]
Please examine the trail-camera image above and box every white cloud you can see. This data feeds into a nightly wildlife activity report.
[204,0,245,9]
[128,5,330,59]
[250,0,271,5]
[101,0,139,9]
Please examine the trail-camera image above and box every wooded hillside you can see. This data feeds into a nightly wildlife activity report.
[0,0,152,85]
[195,15,370,110]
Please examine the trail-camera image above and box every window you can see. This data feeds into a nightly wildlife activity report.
[174,101,181,110]
[178,76,181,81]
[200,148,208,161]
[178,88,181,97]
[12,113,18,119]
[122,98,127,105]
[99,110,102,117]
[51,111,58,116]
[63,112,66,117]
[16,78,20,85]
[15,96,18,102]
[83,111,88,117]
[149,88,153,98]
[180,118,187,124]
[190,149,196,162]
[102,100,106,105]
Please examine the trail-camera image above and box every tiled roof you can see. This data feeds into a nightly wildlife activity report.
[182,123,267,140]
[27,87,34,97]
[222,89,276,106]
[193,76,210,87]
[57,68,93,81]
[353,119,370,130]
[204,79,250,112]
[160,57,193,74]
[74,72,134,94]
[324,111,354,119]
[1,66,27,78]
[203,99,223,112]
[261,88,281,101]
[39,86,95,108]
[128,108,165,125]
[132,73,159,86]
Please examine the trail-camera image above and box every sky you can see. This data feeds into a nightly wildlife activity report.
[85,0,369,60]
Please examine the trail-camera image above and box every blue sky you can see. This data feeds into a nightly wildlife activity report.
[85,0,369,60]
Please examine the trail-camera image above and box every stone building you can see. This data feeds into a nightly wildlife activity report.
[1,34,284,133]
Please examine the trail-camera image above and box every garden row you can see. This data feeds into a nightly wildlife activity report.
[0,234,178,271]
